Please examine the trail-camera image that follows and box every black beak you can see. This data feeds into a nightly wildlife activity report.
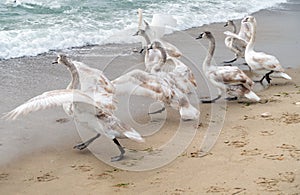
[147,44,153,50]
[224,23,228,27]
[195,33,204,40]
[133,31,139,36]
[52,57,58,64]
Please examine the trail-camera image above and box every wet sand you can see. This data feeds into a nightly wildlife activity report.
[1,0,300,194]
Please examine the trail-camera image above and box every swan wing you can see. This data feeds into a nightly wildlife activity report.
[169,58,197,87]
[74,61,115,93]
[101,115,144,142]
[252,52,284,72]
[112,69,164,100]
[161,41,182,58]
[211,66,253,88]
[73,61,117,110]
[2,89,99,120]
[224,31,248,44]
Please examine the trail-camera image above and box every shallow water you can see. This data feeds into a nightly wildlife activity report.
[0,0,287,59]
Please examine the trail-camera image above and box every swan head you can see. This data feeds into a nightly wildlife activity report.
[242,16,256,24]
[224,20,234,27]
[52,54,68,65]
[148,41,163,50]
[195,31,213,40]
[133,29,146,36]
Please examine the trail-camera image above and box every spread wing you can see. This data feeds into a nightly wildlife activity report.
[2,89,99,120]
[210,66,253,89]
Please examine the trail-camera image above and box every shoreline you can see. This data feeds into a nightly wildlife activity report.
[1,0,300,194]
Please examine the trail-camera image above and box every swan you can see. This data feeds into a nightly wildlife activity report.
[136,40,197,115]
[224,16,292,84]
[52,54,117,150]
[112,69,199,121]
[2,89,144,161]
[223,20,249,63]
[135,9,182,58]
[196,31,260,103]
[148,41,197,94]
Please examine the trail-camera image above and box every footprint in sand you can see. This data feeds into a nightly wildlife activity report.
[263,153,284,161]
[206,186,246,194]
[278,172,295,183]
[255,177,280,192]
[88,172,114,180]
[264,113,300,124]
[260,130,275,136]
[281,113,300,124]
[55,118,70,123]
[71,164,93,172]
[226,140,249,148]
[0,173,9,181]
[240,148,262,156]
[36,172,59,182]
[277,143,300,161]
[255,172,296,192]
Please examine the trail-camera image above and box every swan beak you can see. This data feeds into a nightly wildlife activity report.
[132,31,139,36]
[147,44,153,50]
[224,23,228,27]
[196,33,203,39]
[52,57,59,64]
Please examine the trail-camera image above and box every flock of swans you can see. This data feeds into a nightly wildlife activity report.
[2,11,292,161]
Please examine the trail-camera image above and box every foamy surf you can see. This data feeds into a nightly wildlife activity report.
[0,0,287,60]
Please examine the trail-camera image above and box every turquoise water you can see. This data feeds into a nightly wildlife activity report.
[0,0,287,59]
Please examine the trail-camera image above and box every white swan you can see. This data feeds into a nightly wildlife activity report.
[224,16,292,84]
[52,54,117,150]
[112,69,199,121]
[196,31,260,103]
[2,89,144,161]
[135,9,182,58]
[223,20,249,63]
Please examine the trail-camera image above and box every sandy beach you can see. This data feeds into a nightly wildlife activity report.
[1,0,300,194]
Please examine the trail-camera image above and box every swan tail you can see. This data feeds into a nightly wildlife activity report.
[123,129,145,142]
[179,105,200,121]
[244,91,260,101]
[271,72,292,80]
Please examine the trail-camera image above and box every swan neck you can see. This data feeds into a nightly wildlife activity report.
[232,23,237,34]
[64,60,80,89]
[142,32,151,45]
[203,36,215,71]
[157,46,167,64]
[247,21,256,51]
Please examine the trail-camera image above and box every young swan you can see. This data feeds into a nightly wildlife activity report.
[52,54,117,150]
[223,20,249,63]
[196,31,260,103]
[2,89,144,162]
[224,16,292,84]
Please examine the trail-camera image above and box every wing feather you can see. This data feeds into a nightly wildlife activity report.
[2,89,99,120]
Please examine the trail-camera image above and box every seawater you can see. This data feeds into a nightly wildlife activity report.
[0,0,287,59]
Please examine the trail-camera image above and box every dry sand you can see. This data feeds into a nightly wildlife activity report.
[1,1,300,194]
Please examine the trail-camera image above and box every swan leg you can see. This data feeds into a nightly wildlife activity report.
[265,71,274,84]
[73,133,101,150]
[254,75,266,84]
[223,57,237,63]
[148,107,166,115]
[111,138,125,162]
[139,48,144,53]
[201,94,222,104]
